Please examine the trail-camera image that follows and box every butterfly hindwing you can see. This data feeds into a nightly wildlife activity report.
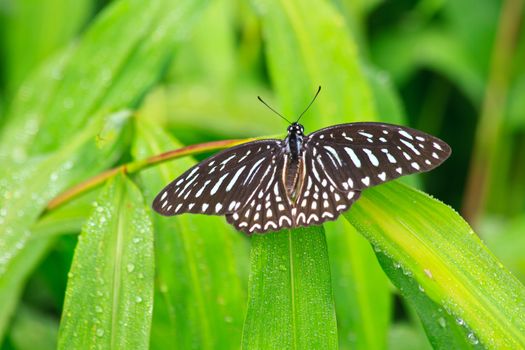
[304,122,451,191]
[226,154,294,234]
[152,140,282,216]
[293,156,362,227]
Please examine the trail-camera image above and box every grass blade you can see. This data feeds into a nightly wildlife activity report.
[58,174,154,349]
[375,252,481,349]
[0,116,128,340]
[254,0,390,347]
[346,182,525,349]
[325,220,390,350]
[242,227,338,349]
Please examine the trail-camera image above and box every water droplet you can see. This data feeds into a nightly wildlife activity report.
[96,328,105,337]
[393,262,401,269]
[132,237,141,244]
[418,284,425,292]
[424,268,433,279]
[127,263,135,272]
[278,264,287,271]
[467,332,479,345]
[135,296,143,303]
[438,317,447,328]
[456,318,465,326]
[95,306,103,313]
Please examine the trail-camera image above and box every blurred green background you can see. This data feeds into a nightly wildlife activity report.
[0,0,524,349]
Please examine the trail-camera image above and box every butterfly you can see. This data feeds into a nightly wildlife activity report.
[152,87,451,234]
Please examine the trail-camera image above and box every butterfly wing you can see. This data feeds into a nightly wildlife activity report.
[303,122,451,191]
[152,140,283,217]
[225,153,294,234]
[292,158,362,227]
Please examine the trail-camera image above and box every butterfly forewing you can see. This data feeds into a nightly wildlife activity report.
[304,122,451,191]
[152,140,282,217]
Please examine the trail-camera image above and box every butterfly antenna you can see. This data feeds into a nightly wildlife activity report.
[296,86,321,123]
[257,95,292,124]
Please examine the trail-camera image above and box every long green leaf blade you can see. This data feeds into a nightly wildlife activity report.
[325,220,390,350]
[346,182,525,349]
[0,116,128,340]
[58,174,154,349]
[254,0,390,347]
[242,227,337,349]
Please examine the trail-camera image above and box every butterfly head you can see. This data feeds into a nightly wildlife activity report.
[288,122,304,136]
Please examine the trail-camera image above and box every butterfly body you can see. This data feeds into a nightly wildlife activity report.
[153,121,451,235]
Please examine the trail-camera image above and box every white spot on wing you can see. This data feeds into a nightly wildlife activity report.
[323,146,343,166]
[226,165,246,192]
[344,147,361,168]
[400,139,421,155]
[358,131,373,138]
[363,148,379,166]
[195,180,211,197]
[210,173,229,195]
[399,130,414,140]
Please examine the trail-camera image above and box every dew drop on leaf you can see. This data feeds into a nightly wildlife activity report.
[468,332,479,345]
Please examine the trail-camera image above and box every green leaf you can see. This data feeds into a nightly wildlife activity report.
[251,0,386,347]
[346,182,525,349]
[0,116,127,341]
[0,0,92,95]
[325,220,390,350]
[242,227,338,349]
[376,252,482,349]
[58,174,154,349]
[256,0,376,128]
[132,117,248,349]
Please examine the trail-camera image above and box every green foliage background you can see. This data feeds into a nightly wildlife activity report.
[0,0,524,349]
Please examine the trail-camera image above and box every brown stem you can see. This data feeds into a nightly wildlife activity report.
[45,138,252,212]
[461,0,524,226]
